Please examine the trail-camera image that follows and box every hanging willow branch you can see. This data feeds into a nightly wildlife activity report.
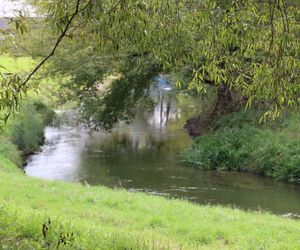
[0,0,92,126]
[21,0,89,88]
[268,0,290,51]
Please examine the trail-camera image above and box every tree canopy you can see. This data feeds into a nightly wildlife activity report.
[1,0,299,128]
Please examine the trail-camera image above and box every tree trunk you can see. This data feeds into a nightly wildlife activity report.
[184,85,242,138]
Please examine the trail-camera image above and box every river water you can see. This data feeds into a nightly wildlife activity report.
[25,78,300,215]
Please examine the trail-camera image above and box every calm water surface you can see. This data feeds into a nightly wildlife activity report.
[25,80,300,215]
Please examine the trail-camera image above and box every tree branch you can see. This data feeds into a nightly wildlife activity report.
[20,0,91,88]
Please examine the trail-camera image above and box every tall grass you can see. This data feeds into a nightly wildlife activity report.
[0,138,22,167]
[185,111,300,183]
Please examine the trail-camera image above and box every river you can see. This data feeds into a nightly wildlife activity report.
[25,77,300,216]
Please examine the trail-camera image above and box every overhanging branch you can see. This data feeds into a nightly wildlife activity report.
[20,0,91,88]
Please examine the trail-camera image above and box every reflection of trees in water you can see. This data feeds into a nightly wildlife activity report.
[150,88,178,130]
[98,124,190,158]
[100,129,167,154]
[160,91,164,128]
[158,90,173,128]
[166,99,171,124]
[97,79,193,154]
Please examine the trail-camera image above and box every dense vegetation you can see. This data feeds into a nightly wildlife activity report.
[185,111,300,183]
[9,100,55,154]
[1,153,300,249]
[0,55,55,157]
[1,0,299,128]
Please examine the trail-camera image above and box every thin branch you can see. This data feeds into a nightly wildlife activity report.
[281,0,289,32]
[20,0,91,88]
[56,0,92,20]
[268,0,276,52]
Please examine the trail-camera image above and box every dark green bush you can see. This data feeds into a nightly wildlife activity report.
[33,100,56,126]
[185,126,256,171]
[249,137,300,183]
[185,111,300,183]
[10,101,55,155]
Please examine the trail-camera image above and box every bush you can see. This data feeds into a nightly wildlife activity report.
[33,100,56,126]
[185,126,256,171]
[185,111,300,183]
[10,101,55,155]
[249,136,300,183]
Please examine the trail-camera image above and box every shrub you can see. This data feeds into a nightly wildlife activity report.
[33,100,56,126]
[10,101,55,155]
[185,126,256,171]
[185,111,300,183]
[249,137,300,183]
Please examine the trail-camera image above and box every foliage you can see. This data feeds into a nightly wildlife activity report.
[0,55,35,127]
[1,0,298,129]
[37,0,300,122]
[0,55,36,129]
[4,18,57,58]
[10,100,55,154]
[79,54,161,129]
[43,43,114,107]
[0,15,33,125]
[1,154,300,249]
[185,111,300,183]
[33,100,56,126]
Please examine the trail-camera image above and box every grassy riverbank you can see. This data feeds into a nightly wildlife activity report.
[1,153,300,249]
[0,55,64,108]
[185,110,300,184]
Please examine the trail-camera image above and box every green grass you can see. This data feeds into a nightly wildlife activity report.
[0,54,67,108]
[0,154,300,249]
[0,55,300,248]
[185,111,300,183]
[0,55,36,72]
[0,137,22,167]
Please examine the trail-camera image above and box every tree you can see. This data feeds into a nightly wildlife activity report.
[1,0,299,129]
[0,14,30,127]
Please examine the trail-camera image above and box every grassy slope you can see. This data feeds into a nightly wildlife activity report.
[0,55,35,72]
[0,55,61,108]
[0,155,300,249]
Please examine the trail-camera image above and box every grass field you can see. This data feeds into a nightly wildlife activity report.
[0,153,300,249]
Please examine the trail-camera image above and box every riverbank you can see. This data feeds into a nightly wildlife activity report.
[185,110,300,184]
[1,154,300,249]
